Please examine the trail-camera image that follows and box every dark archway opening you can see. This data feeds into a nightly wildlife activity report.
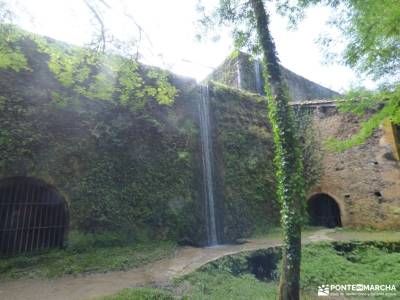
[0,177,68,256]
[307,193,342,228]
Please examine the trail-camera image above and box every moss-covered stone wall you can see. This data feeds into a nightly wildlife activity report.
[208,51,341,101]
[209,83,279,241]
[0,33,207,243]
[0,30,284,244]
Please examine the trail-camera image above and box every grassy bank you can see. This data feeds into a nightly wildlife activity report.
[0,231,177,280]
[104,241,400,300]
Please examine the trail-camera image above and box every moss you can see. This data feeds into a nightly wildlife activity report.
[103,288,176,300]
[0,25,178,108]
[206,51,241,88]
[0,232,177,279]
[0,25,31,72]
[0,28,203,242]
[209,83,279,241]
[0,26,321,248]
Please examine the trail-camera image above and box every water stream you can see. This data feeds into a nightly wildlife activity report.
[236,61,242,90]
[254,60,263,95]
[198,85,218,245]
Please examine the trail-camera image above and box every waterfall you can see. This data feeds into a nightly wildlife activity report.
[254,60,263,95]
[198,85,218,246]
[236,61,242,90]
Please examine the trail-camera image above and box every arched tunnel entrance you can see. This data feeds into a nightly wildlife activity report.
[307,193,342,228]
[0,177,68,256]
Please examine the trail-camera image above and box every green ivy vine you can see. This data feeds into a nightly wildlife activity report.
[0,24,178,109]
[0,24,30,71]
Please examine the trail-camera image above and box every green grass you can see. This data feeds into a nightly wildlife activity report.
[102,288,176,300]
[178,270,277,300]
[329,227,400,241]
[250,225,324,239]
[301,242,400,297]
[103,241,400,300]
[0,231,177,280]
[250,226,283,239]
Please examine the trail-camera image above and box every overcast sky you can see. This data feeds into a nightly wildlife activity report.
[9,0,376,92]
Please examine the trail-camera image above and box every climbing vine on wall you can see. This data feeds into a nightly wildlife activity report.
[0,24,201,242]
[293,108,323,191]
[35,36,178,108]
[0,25,30,71]
[0,24,178,109]
[0,95,44,173]
[211,83,278,240]
[325,85,400,151]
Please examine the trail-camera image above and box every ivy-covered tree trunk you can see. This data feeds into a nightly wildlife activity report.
[249,0,305,299]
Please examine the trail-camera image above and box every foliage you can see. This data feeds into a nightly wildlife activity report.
[196,0,260,55]
[279,0,400,150]
[0,94,50,172]
[181,271,277,300]
[251,2,305,299]
[0,24,30,71]
[0,25,178,108]
[325,85,400,151]
[300,242,400,297]
[0,26,200,242]
[34,36,177,107]
[211,83,279,241]
[0,24,286,246]
[293,108,323,189]
[338,0,400,81]
[103,288,176,300]
[116,241,397,300]
[0,232,176,279]
[199,1,305,298]
[179,241,399,300]
[279,0,400,82]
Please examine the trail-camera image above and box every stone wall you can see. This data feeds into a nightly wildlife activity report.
[1,28,398,250]
[0,31,280,244]
[308,104,400,229]
[0,34,207,243]
[209,49,400,229]
[208,51,341,101]
[209,83,280,241]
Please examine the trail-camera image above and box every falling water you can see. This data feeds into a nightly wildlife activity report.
[236,61,242,90]
[198,85,218,246]
[254,60,263,95]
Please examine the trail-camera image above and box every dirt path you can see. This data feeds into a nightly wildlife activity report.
[0,228,367,300]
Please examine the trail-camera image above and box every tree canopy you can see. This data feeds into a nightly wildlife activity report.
[280,0,400,82]
[279,0,400,150]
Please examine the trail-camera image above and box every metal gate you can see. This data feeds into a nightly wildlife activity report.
[307,193,342,228]
[0,177,68,256]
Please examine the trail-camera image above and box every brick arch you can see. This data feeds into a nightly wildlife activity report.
[0,177,69,256]
[307,188,348,227]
